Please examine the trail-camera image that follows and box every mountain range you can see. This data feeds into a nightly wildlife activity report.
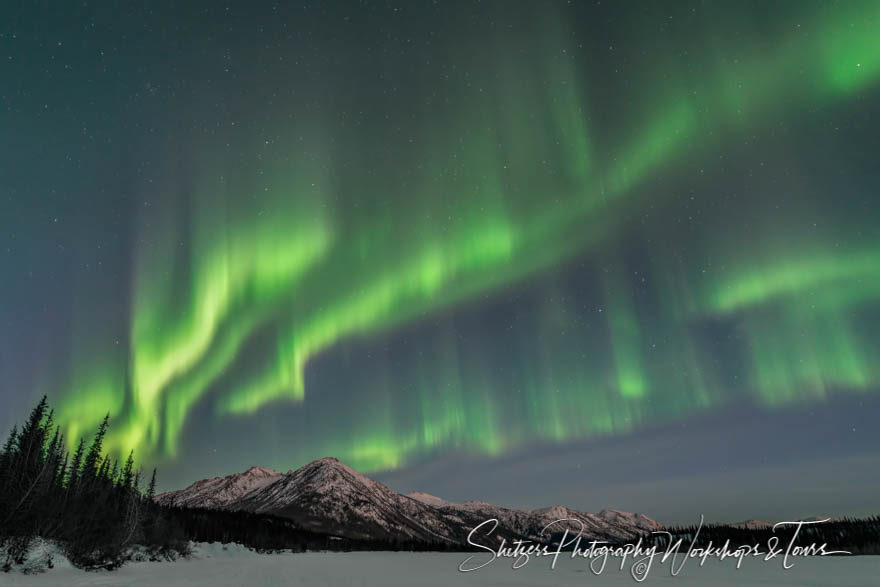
[156,457,662,546]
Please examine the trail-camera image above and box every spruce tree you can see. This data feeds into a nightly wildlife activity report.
[121,451,135,489]
[67,437,85,493]
[82,414,110,480]
[0,424,18,491]
[147,468,157,500]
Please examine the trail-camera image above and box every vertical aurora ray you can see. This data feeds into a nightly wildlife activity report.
[38,1,880,473]
[602,268,647,400]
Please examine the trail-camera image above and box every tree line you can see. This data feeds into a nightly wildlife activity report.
[642,517,880,555]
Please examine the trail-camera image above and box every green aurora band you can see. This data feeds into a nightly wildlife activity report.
[50,3,880,472]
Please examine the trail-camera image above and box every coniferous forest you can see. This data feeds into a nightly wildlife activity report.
[0,396,186,569]
[644,517,880,556]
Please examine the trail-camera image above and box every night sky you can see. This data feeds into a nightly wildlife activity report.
[2,1,879,524]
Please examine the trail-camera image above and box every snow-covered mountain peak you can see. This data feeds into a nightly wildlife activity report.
[308,456,342,466]
[533,505,570,519]
[296,456,367,477]
[407,491,451,508]
[596,509,663,531]
[275,456,385,497]
[243,465,280,477]
[155,465,282,509]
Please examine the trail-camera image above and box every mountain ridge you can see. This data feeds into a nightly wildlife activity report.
[157,457,663,545]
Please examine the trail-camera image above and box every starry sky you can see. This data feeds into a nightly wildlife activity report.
[1,1,879,524]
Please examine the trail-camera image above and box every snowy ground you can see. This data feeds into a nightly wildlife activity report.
[3,542,879,586]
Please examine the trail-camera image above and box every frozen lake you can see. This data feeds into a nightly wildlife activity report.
[5,543,880,586]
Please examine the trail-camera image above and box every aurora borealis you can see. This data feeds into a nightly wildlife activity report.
[2,1,880,519]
